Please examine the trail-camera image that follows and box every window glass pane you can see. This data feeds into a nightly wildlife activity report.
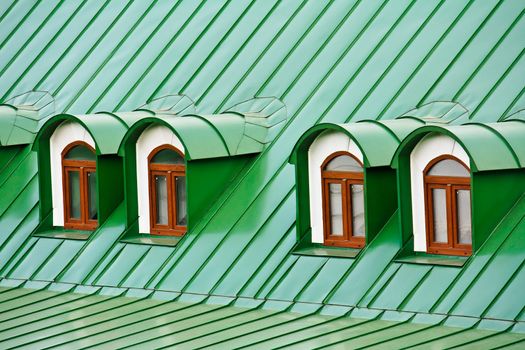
[151,148,184,164]
[457,189,472,244]
[175,176,187,226]
[428,158,469,177]
[351,184,365,237]
[65,145,95,161]
[432,188,448,243]
[68,171,81,219]
[325,155,362,172]
[329,183,343,236]
[155,175,168,225]
[87,171,97,220]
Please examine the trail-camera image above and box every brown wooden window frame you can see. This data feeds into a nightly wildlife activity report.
[423,155,472,256]
[321,151,365,249]
[62,141,98,231]
[148,145,187,236]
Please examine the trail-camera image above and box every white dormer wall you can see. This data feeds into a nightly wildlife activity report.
[308,130,364,243]
[136,124,185,234]
[50,121,96,226]
[410,133,470,252]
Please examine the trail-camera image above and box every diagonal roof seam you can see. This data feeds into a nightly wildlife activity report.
[85,2,185,114]
[0,1,89,102]
[416,0,504,106]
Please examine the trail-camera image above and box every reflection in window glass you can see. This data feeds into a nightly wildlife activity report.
[351,184,365,237]
[325,155,363,172]
[155,175,168,225]
[87,172,97,220]
[428,159,469,177]
[176,176,187,226]
[69,171,81,219]
[457,189,472,244]
[329,183,343,236]
[65,145,96,161]
[432,188,447,243]
[151,149,184,165]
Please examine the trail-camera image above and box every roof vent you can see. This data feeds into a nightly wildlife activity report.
[0,91,55,145]
[499,108,525,122]
[396,101,469,125]
[138,94,196,116]
[223,96,288,146]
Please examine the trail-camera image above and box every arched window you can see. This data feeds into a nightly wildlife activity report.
[321,152,365,248]
[62,142,97,230]
[424,155,471,256]
[148,145,187,236]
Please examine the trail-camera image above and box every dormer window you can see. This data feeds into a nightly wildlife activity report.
[148,145,187,236]
[410,132,472,257]
[135,124,188,236]
[321,152,365,248]
[424,155,471,256]
[61,142,97,230]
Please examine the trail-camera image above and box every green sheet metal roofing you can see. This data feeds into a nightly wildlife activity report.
[1,280,525,349]
[120,97,288,160]
[1,0,525,347]
[34,95,287,159]
[290,118,423,167]
[292,117,525,172]
[391,120,525,171]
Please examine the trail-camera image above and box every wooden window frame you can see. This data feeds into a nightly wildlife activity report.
[148,145,187,236]
[321,151,365,248]
[423,155,472,256]
[62,141,98,231]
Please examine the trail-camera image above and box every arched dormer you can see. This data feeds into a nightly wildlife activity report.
[290,120,421,256]
[50,121,97,229]
[393,122,525,257]
[308,131,365,248]
[410,133,471,256]
[136,124,187,235]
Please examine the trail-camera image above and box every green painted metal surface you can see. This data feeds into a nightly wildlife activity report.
[0,284,520,349]
[0,0,524,347]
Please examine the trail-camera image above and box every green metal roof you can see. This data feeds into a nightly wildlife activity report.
[290,118,423,167]
[391,120,525,171]
[0,0,524,347]
[0,280,523,349]
[34,112,129,155]
[119,96,287,160]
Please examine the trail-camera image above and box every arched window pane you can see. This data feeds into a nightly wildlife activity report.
[151,149,184,164]
[65,145,95,161]
[428,158,469,177]
[325,155,362,172]
[457,189,472,244]
[351,184,365,237]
